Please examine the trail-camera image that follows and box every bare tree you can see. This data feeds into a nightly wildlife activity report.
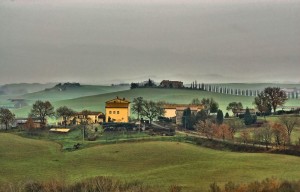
[263,87,288,113]
[240,130,250,144]
[278,115,300,144]
[271,122,288,148]
[261,124,273,149]
[225,119,244,140]
[201,98,219,115]
[30,100,54,128]
[196,119,215,139]
[140,100,165,125]
[56,106,76,127]
[131,97,144,120]
[253,92,270,118]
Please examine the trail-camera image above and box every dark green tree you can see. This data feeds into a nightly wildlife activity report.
[145,79,155,87]
[216,110,224,125]
[182,108,196,130]
[224,112,230,118]
[130,83,139,89]
[210,101,219,114]
[244,108,253,125]
[0,108,15,130]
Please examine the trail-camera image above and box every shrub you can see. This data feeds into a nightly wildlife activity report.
[169,184,182,192]
[210,178,300,192]
[225,112,230,118]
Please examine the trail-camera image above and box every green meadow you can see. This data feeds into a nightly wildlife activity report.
[1,133,300,191]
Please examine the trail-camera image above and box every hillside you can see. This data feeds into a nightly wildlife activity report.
[0,83,56,96]
[22,85,130,103]
[1,133,300,191]
[0,83,56,106]
[11,87,299,118]
[52,88,299,114]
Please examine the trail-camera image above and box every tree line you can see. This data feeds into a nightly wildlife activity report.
[0,100,96,130]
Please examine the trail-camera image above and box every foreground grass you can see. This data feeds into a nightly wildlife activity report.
[2,133,300,191]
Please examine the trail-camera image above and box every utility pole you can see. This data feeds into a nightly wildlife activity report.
[82,125,85,142]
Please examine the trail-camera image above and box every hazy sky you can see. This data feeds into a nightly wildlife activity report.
[0,0,299,84]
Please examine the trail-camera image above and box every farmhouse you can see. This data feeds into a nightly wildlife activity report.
[59,111,105,125]
[12,118,44,128]
[105,96,130,123]
[159,80,184,88]
[163,104,203,125]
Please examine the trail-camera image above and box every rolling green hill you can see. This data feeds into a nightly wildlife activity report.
[0,83,55,96]
[1,133,300,191]
[22,85,130,103]
[0,83,56,106]
[12,87,299,118]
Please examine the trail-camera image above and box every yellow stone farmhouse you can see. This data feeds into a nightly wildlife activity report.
[105,97,130,123]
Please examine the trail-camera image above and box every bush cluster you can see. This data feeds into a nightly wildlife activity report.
[0,176,182,192]
[209,178,300,192]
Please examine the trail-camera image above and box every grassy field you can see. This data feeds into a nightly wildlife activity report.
[2,133,300,191]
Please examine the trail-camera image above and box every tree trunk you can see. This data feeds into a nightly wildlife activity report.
[273,105,277,114]
[63,117,67,128]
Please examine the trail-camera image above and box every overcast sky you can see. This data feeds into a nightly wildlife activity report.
[0,0,299,84]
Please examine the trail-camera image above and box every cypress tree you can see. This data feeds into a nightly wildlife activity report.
[216,110,224,125]
[244,108,253,125]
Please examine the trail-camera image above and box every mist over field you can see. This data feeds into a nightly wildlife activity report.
[0,0,299,84]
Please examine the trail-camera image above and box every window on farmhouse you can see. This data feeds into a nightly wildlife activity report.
[117,111,119,114]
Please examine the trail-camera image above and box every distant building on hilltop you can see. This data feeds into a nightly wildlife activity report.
[105,96,130,123]
[160,80,184,88]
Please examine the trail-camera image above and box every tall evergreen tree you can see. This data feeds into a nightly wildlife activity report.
[216,110,224,125]
[244,108,253,125]
[182,108,196,130]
